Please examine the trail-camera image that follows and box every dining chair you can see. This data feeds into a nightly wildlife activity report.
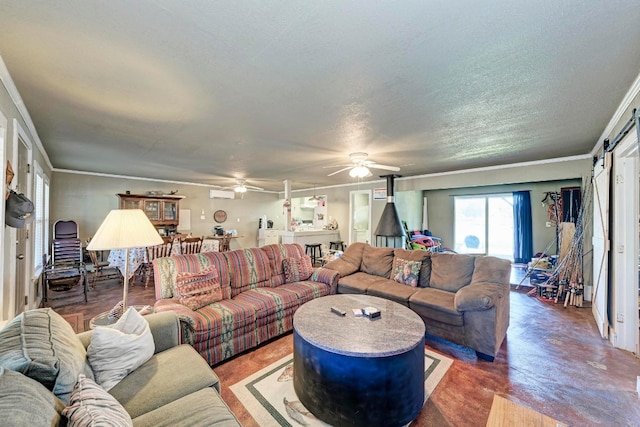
[87,249,122,289]
[219,234,233,252]
[144,241,173,287]
[180,236,203,254]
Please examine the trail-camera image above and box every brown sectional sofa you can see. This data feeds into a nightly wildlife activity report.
[152,243,339,366]
[323,243,512,361]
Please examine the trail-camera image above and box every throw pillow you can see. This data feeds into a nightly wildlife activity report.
[87,307,155,391]
[392,258,421,287]
[0,308,94,405]
[0,367,66,426]
[63,374,133,427]
[283,256,314,283]
[174,266,222,310]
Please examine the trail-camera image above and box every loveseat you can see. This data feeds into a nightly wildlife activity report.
[0,308,241,426]
[324,243,511,361]
[153,243,340,366]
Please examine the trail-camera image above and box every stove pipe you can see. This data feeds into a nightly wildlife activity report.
[374,174,406,248]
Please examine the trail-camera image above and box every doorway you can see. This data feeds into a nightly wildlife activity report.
[611,130,639,354]
[349,190,371,245]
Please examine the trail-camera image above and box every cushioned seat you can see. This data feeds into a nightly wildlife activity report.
[366,279,421,306]
[409,287,464,326]
[336,272,383,294]
[132,387,240,427]
[109,344,220,419]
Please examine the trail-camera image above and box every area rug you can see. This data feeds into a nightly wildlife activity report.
[230,348,453,427]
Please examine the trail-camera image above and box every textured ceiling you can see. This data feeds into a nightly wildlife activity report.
[1,1,640,191]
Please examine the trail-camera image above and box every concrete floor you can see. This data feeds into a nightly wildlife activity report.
[52,269,640,426]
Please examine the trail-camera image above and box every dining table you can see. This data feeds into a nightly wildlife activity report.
[108,237,221,280]
[107,247,149,281]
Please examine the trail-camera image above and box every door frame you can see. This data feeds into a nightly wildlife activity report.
[591,152,611,340]
[611,130,639,354]
[349,190,372,245]
[0,110,6,321]
[8,119,33,317]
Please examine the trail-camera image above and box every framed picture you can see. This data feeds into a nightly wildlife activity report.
[373,188,387,200]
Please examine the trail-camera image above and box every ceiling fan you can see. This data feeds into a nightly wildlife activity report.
[214,179,264,194]
[325,152,400,178]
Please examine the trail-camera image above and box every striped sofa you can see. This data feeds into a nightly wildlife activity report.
[152,243,339,366]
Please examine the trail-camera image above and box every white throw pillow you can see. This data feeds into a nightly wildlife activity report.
[87,307,155,391]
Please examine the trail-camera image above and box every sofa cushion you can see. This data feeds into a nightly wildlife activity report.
[109,344,219,419]
[283,255,314,283]
[392,258,421,287]
[0,307,93,404]
[367,279,421,306]
[470,256,512,286]
[174,266,222,310]
[0,367,66,426]
[132,387,241,427]
[87,307,155,391]
[337,272,385,294]
[224,248,273,296]
[324,242,366,277]
[261,243,306,286]
[154,252,232,300]
[393,248,432,287]
[361,246,395,278]
[63,374,133,426]
[429,253,475,292]
[409,287,464,326]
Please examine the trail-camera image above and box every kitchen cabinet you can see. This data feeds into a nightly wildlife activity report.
[117,193,184,235]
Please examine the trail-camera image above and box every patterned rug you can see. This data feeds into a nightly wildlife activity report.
[230,348,453,427]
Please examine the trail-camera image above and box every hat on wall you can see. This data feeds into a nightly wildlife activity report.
[5,190,34,229]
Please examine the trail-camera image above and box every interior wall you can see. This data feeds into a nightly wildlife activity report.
[0,79,53,320]
[396,190,424,231]
[51,172,282,250]
[424,179,583,255]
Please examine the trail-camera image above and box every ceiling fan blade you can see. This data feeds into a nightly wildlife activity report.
[322,164,352,169]
[368,163,401,172]
[245,185,264,191]
[327,166,353,177]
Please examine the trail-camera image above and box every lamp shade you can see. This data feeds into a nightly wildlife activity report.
[86,209,163,250]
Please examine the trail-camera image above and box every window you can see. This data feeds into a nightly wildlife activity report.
[33,161,50,274]
[454,194,513,260]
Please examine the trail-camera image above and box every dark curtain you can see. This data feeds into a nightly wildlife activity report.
[513,191,533,264]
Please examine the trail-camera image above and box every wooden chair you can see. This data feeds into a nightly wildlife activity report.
[144,241,173,287]
[87,249,122,289]
[219,234,232,252]
[180,236,203,254]
[42,239,87,306]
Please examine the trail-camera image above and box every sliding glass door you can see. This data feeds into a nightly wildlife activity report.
[454,194,513,260]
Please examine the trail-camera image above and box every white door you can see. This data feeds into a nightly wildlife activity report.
[592,153,611,339]
[13,136,29,315]
[349,190,371,245]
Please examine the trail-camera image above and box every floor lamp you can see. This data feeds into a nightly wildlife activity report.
[86,209,163,310]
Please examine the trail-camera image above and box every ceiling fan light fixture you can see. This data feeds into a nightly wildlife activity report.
[349,166,370,178]
[234,185,247,193]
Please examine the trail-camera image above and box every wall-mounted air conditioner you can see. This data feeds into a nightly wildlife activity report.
[209,189,235,199]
